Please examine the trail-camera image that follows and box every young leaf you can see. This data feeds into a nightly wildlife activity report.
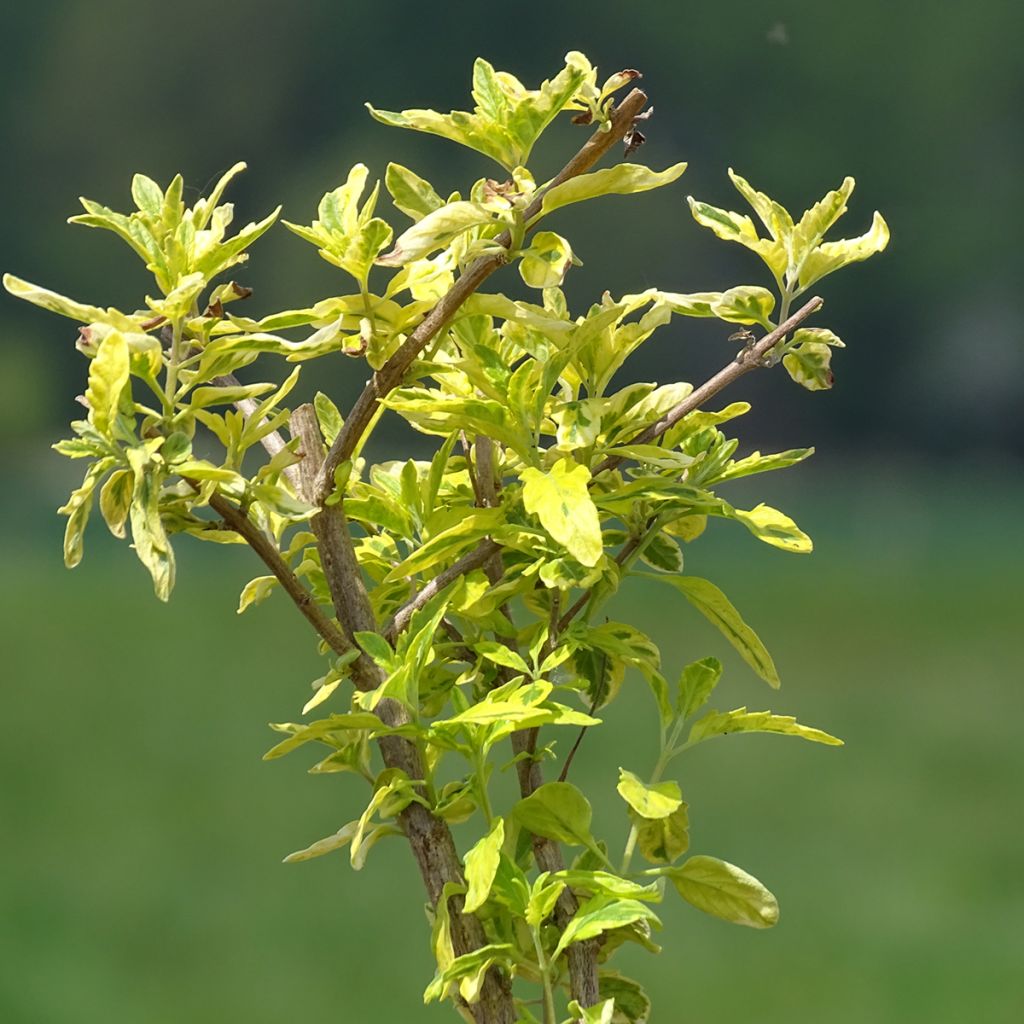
[677,656,722,719]
[283,821,359,863]
[633,804,690,865]
[519,231,575,289]
[637,574,779,687]
[376,201,507,266]
[616,769,682,820]
[385,163,445,222]
[729,503,813,553]
[710,286,776,328]
[687,707,843,746]
[567,998,616,1024]
[84,330,130,436]
[237,575,278,614]
[538,163,687,218]
[598,972,652,1024]
[666,855,779,928]
[59,459,113,568]
[126,447,175,601]
[463,818,505,913]
[552,894,661,959]
[513,781,595,848]
[798,210,890,289]
[521,458,603,567]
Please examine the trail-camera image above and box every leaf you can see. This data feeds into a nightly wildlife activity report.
[312,391,343,446]
[677,656,722,719]
[710,286,776,328]
[384,507,504,581]
[727,169,794,243]
[638,574,779,687]
[377,201,508,266]
[423,943,518,1005]
[519,231,575,289]
[798,210,890,289]
[538,163,687,217]
[598,972,652,1024]
[687,196,787,280]
[633,804,690,865]
[130,173,164,215]
[475,641,530,675]
[729,503,813,553]
[782,328,844,391]
[688,707,843,746]
[126,447,175,601]
[369,53,589,172]
[59,459,112,568]
[283,821,358,863]
[790,176,856,268]
[521,459,602,567]
[616,769,682,819]
[464,818,505,913]
[84,330,130,436]
[98,468,132,539]
[715,447,813,483]
[667,855,779,928]
[513,781,596,848]
[237,575,277,614]
[553,894,661,959]
[553,871,661,903]
[302,677,344,715]
[385,163,444,221]
[568,998,616,1024]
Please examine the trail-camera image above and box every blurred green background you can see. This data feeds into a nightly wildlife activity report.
[1,1,1021,1021]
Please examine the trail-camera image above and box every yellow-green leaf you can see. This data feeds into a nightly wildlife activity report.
[538,162,687,218]
[634,804,690,865]
[639,574,779,687]
[799,211,890,289]
[687,707,843,746]
[667,855,779,928]
[730,503,813,553]
[463,818,505,913]
[85,330,130,435]
[521,458,602,567]
[616,769,682,819]
[519,231,575,289]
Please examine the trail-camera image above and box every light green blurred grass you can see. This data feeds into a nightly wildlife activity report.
[1,468,1021,1022]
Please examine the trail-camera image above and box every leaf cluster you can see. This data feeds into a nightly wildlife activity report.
[5,50,885,1024]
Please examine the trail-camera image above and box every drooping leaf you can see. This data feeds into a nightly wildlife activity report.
[283,821,359,863]
[638,574,779,687]
[633,804,690,865]
[521,458,603,567]
[463,818,505,913]
[598,971,652,1024]
[666,855,779,928]
[126,446,175,601]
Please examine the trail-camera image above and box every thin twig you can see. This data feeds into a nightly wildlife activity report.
[592,295,824,476]
[316,88,651,504]
[384,539,500,641]
[207,491,352,657]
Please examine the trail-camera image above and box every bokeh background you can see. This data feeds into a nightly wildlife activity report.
[1,1,1020,1021]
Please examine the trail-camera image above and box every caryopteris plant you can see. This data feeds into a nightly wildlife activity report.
[6,52,888,1024]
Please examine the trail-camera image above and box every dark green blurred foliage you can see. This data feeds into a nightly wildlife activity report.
[2,2,1021,1022]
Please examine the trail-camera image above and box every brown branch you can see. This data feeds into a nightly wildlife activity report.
[289,405,514,1024]
[315,88,651,504]
[592,295,824,477]
[207,491,353,658]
